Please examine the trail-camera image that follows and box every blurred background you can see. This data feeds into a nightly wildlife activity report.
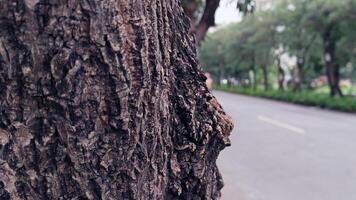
[200,0,356,100]
[183,0,356,199]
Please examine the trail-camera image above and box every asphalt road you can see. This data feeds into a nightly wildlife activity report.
[214,91,356,200]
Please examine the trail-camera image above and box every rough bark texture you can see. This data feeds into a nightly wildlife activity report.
[0,0,233,199]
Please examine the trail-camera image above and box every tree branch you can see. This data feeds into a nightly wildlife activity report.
[194,0,221,43]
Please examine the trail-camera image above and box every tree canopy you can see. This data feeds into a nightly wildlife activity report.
[199,0,356,96]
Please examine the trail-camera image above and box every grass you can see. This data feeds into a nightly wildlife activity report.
[215,85,356,113]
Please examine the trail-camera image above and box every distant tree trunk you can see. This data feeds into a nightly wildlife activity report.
[217,64,222,86]
[293,58,304,91]
[0,1,233,199]
[251,52,257,90]
[245,74,251,88]
[323,25,343,97]
[292,33,317,92]
[276,55,285,91]
[252,68,257,90]
[262,65,269,91]
[295,33,317,91]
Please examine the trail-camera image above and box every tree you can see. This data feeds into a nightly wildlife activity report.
[303,0,356,96]
[199,24,237,84]
[249,12,276,91]
[275,0,319,91]
[183,0,220,43]
[0,0,233,199]
[199,12,275,90]
[199,0,356,95]
[182,0,256,43]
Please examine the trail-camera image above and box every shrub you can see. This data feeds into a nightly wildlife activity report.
[215,85,356,113]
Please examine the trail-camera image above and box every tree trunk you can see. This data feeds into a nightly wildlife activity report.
[195,0,220,43]
[0,1,233,199]
[182,0,221,44]
[252,68,257,90]
[323,26,343,97]
[185,0,220,44]
[262,65,269,91]
[294,58,304,91]
[276,56,285,91]
[251,52,257,90]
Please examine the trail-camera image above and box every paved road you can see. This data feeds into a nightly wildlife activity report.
[214,91,356,200]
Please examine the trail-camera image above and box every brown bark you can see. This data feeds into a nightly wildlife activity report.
[323,25,343,97]
[195,0,220,43]
[0,0,233,199]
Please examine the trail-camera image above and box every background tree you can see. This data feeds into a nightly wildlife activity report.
[182,0,256,43]
[0,0,233,199]
[303,0,356,96]
[276,0,319,91]
[199,0,356,97]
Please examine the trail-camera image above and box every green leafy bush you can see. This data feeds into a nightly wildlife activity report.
[215,85,356,113]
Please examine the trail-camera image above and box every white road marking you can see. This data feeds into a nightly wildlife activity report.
[257,115,306,135]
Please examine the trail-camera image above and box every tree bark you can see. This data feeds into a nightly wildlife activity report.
[294,58,304,91]
[323,25,343,97]
[262,65,269,91]
[0,1,233,199]
[276,55,285,91]
[194,0,220,43]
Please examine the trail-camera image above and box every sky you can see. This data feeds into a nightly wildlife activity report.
[215,0,243,25]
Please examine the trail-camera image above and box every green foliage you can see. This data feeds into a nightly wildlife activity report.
[237,0,256,14]
[199,0,356,95]
[181,0,205,20]
[216,85,356,112]
[199,24,241,81]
